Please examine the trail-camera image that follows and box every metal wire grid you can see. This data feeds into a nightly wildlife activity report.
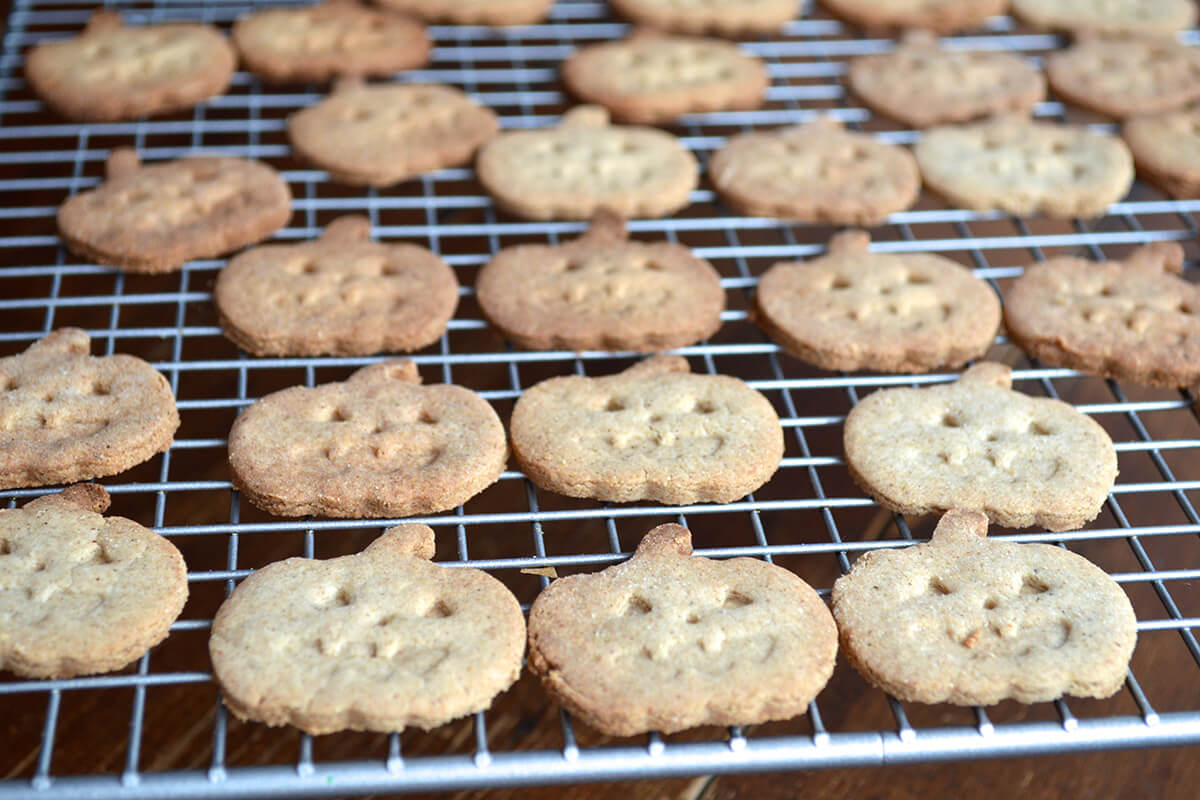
[1,0,1200,796]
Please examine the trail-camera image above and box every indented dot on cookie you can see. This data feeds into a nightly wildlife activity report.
[424,599,452,618]
[623,594,653,615]
[721,589,753,609]
[1021,574,1051,595]
[929,577,953,595]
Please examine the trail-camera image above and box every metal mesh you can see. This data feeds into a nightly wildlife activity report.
[2,0,1200,797]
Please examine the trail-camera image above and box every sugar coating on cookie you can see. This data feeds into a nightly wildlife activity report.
[0,329,179,491]
[375,0,553,25]
[848,31,1045,128]
[26,11,235,122]
[215,215,458,356]
[755,230,1000,373]
[511,355,783,504]
[0,485,188,679]
[1047,35,1200,119]
[210,524,525,735]
[232,0,431,84]
[289,81,499,187]
[476,106,699,220]
[562,32,769,125]
[1004,242,1200,388]
[843,363,1117,531]
[1123,105,1200,197]
[610,0,798,36]
[709,118,920,224]
[819,0,1007,32]
[57,149,292,274]
[914,117,1134,218]
[228,360,507,518]
[832,509,1137,705]
[476,210,725,352]
[528,523,837,735]
[1012,0,1197,35]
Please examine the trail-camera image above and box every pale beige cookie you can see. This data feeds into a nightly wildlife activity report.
[528,523,836,736]
[475,106,699,220]
[25,11,235,122]
[510,355,783,504]
[0,485,188,679]
[1046,35,1200,119]
[210,524,524,735]
[847,30,1045,128]
[609,0,798,36]
[1012,0,1197,35]
[1123,105,1200,197]
[819,0,1007,33]
[832,509,1137,705]
[475,210,724,352]
[233,0,431,84]
[228,360,506,518]
[215,216,458,357]
[288,80,499,187]
[57,149,292,274]
[843,362,1117,531]
[562,32,769,125]
[0,329,179,491]
[914,116,1134,218]
[375,0,553,25]
[1004,242,1200,388]
[709,118,920,224]
[755,230,1000,372]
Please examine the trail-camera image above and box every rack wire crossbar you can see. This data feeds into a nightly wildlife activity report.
[3,0,1200,797]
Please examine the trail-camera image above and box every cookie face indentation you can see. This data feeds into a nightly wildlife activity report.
[476,210,724,352]
[0,485,188,678]
[210,524,525,735]
[1012,0,1197,35]
[527,523,837,735]
[843,362,1118,531]
[288,82,499,188]
[26,11,235,122]
[608,0,799,36]
[511,355,783,505]
[755,230,1000,373]
[1123,106,1200,198]
[1047,36,1200,119]
[710,119,920,225]
[1004,241,1200,388]
[562,33,768,124]
[233,0,431,84]
[832,510,1137,705]
[57,149,292,274]
[215,215,458,357]
[0,330,179,491]
[476,106,699,220]
[914,117,1134,218]
[228,359,507,518]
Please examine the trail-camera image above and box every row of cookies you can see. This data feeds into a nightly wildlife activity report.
[0,487,1137,740]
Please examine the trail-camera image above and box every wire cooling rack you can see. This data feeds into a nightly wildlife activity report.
[2,0,1200,797]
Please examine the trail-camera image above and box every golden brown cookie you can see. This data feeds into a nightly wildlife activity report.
[475,210,724,352]
[832,509,1137,705]
[476,106,699,220]
[1004,242,1200,388]
[819,0,1008,32]
[0,485,188,679]
[228,360,507,518]
[288,80,499,187]
[914,116,1134,218]
[510,355,783,504]
[25,11,235,122]
[843,362,1118,531]
[1123,105,1200,197]
[562,31,769,124]
[1012,0,1197,35]
[848,31,1045,128]
[1046,35,1200,119]
[375,0,554,25]
[528,523,837,736]
[709,118,920,224]
[0,329,179,491]
[57,149,292,274]
[609,0,799,36]
[210,524,525,735]
[754,230,1000,372]
[232,0,431,84]
[215,215,458,357]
